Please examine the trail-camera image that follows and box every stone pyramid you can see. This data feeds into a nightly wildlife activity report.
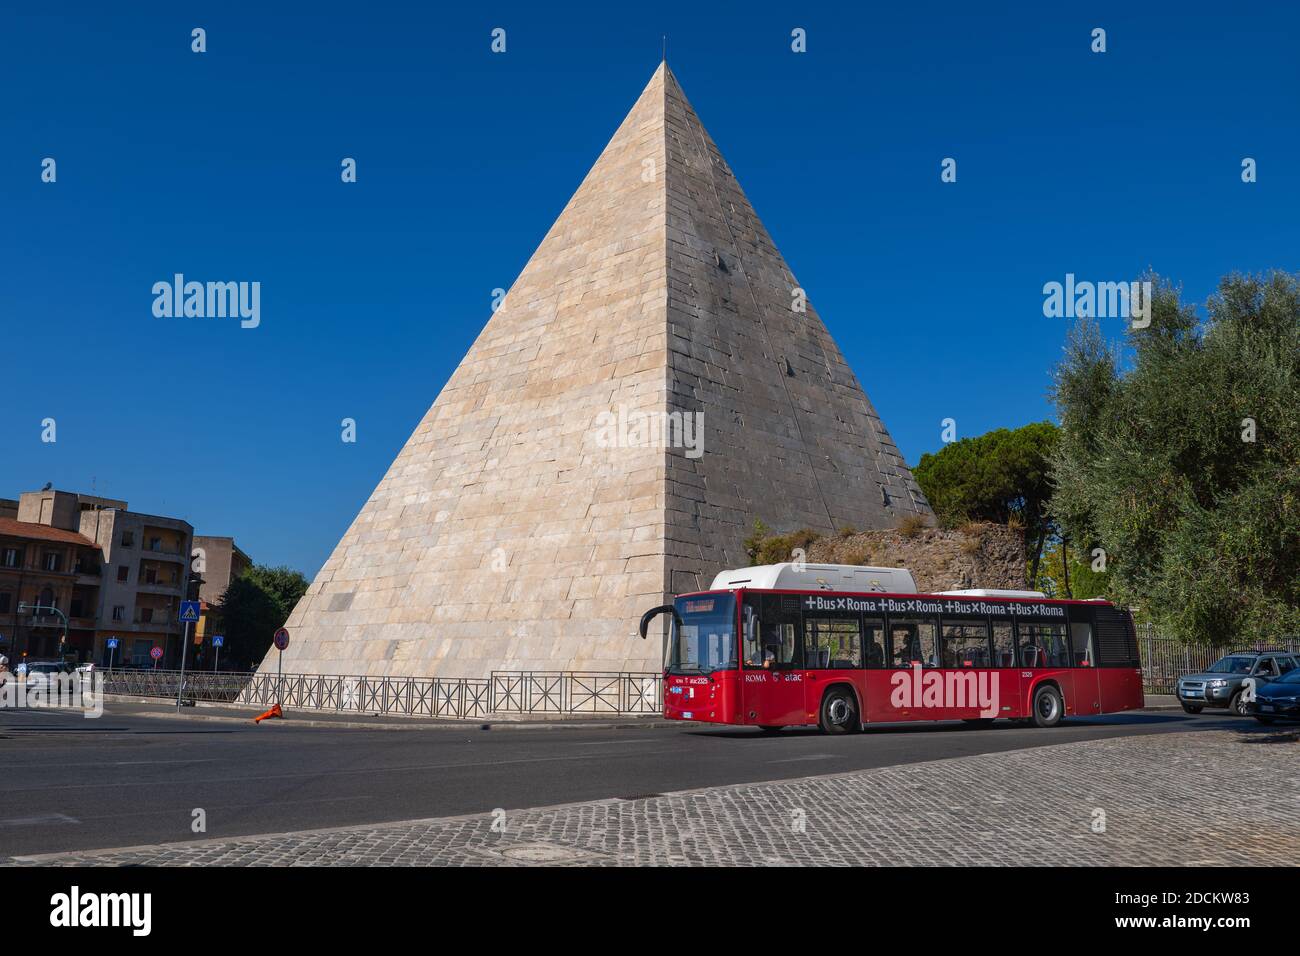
[263,63,931,679]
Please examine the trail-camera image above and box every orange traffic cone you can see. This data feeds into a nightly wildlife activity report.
[254,703,284,723]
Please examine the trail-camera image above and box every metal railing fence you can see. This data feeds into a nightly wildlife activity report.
[1135,625,1299,694]
[98,631,1299,714]
[101,668,661,719]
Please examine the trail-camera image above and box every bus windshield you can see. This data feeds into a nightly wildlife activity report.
[667,594,737,674]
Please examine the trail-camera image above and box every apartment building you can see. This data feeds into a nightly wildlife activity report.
[0,516,102,660]
[192,535,253,667]
[15,489,196,667]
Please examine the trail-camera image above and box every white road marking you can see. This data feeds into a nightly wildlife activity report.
[0,813,81,828]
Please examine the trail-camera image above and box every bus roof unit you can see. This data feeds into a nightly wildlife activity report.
[708,563,918,594]
[937,588,1049,598]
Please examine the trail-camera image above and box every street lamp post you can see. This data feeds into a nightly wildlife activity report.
[176,571,204,712]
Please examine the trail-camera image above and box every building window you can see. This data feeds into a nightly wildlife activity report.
[70,597,84,617]
[121,531,134,548]
[130,639,152,668]
[140,607,154,623]
[42,552,62,572]
[148,537,162,552]
[0,593,11,614]
[117,565,129,582]
[1,548,21,568]
[112,605,125,622]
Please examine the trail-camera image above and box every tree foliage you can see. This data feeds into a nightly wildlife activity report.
[216,564,310,669]
[912,422,1059,577]
[1050,271,1300,643]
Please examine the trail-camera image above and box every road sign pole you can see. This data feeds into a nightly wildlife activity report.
[174,599,202,710]
[276,646,283,706]
[214,642,219,673]
[176,618,190,711]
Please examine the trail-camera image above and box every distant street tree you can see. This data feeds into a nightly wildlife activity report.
[912,422,1059,581]
[216,564,310,669]
[1034,540,1110,600]
[1050,272,1300,643]
[242,565,309,618]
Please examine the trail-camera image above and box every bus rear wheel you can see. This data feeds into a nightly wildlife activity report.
[1030,685,1063,728]
[819,687,859,735]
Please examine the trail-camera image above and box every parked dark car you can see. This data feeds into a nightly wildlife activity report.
[1176,651,1300,715]
[1250,667,1300,723]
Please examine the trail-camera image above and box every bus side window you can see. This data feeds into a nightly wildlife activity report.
[1019,622,1069,667]
[888,616,938,668]
[1070,621,1096,667]
[940,616,991,668]
[805,613,862,669]
[991,621,1015,667]
[864,617,887,668]
[753,594,802,670]
[742,598,762,667]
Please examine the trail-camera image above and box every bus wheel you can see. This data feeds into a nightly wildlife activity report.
[1030,685,1063,728]
[819,688,859,735]
[757,725,783,734]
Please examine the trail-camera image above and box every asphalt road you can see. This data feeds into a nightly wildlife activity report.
[0,703,1250,858]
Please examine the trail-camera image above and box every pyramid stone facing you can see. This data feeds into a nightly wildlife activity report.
[261,64,930,680]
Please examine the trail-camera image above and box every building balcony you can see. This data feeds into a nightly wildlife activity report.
[102,620,180,635]
[137,579,183,594]
[140,546,187,563]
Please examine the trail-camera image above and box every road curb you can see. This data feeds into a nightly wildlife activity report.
[114,705,674,732]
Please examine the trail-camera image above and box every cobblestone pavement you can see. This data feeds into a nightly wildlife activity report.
[9,728,1298,866]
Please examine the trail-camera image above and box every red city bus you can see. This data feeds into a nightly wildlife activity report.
[639,564,1145,733]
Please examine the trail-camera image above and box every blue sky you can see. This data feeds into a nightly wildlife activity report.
[3,2,1297,577]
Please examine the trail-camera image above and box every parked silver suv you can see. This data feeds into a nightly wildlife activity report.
[1177,651,1300,715]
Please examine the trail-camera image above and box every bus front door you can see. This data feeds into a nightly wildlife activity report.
[741,594,806,727]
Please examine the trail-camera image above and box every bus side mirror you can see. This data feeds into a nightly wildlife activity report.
[639,605,676,640]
